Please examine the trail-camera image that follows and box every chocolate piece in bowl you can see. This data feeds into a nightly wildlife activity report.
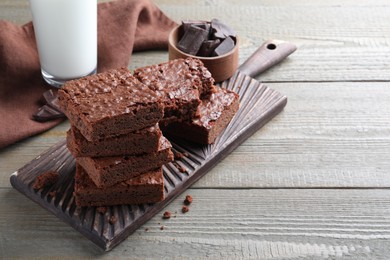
[134,58,215,123]
[181,20,209,33]
[213,37,235,56]
[162,86,239,144]
[77,136,174,188]
[197,39,221,57]
[74,164,164,207]
[177,25,209,55]
[67,124,162,158]
[57,68,164,142]
[210,18,236,40]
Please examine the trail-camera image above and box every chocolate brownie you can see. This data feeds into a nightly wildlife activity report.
[67,124,162,158]
[77,136,174,188]
[134,58,215,124]
[74,164,164,207]
[162,86,239,144]
[58,68,164,142]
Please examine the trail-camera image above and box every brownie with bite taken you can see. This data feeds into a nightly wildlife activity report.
[162,85,239,144]
[134,58,216,124]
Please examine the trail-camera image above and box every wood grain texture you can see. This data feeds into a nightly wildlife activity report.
[194,82,390,188]
[1,188,390,259]
[1,0,390,258]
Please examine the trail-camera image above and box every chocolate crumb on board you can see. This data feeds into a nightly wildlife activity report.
[173,150,189,160]
[32,171,59,190]
[160,226,164,230]
[184,195,193,205]
[173,161,187,173]
[145,228,149,232]
[182,206,189,213]
[48,191,57,197]
[97,207,107,214]
[109,215,117,224]
[162,211,171,219]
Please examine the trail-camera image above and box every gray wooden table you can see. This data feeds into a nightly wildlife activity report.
[1,0,390,259]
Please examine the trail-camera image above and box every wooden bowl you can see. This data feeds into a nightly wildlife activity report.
[168,25,239,82]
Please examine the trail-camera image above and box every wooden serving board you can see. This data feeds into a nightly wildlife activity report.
[10,72,287,251]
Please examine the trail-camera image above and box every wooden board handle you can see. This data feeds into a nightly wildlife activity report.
[238,40,297,78]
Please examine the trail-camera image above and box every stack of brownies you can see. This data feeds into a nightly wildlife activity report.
[58,68,174,207]
[57,57,239,208]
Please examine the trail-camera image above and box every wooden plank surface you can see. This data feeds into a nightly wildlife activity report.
[1,0,390,258]
[1,188,390,259]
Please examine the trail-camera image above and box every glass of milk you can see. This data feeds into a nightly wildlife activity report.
[29,0,97,88]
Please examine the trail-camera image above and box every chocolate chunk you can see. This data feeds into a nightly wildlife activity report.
[181,20,210,34]
[33,104,65,122]
[213,37,235,56]
[177,25,209,55]
[210,18,236,40]
[43,89,62,112]
[43,89,57,105]
[197,39,221,57]
[33,90,65,122]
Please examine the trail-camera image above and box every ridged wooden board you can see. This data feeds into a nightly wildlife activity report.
[10,72,287,251]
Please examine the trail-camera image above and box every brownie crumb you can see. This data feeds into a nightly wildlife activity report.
[48,191,57,197]
[33,171,59,190]
[174,151,188,160]
[97,207,107,214]
[182,206,189,213]
[162,211,171,219]
[173,162,187,173]
[160,226,164,230]
[184,195,193,205]
[145,228,149,232]
[109,215,117,224]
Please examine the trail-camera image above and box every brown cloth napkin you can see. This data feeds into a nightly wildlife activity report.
[0,0,177,150]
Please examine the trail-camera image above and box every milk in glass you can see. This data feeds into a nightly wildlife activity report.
[29,0,97,87]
